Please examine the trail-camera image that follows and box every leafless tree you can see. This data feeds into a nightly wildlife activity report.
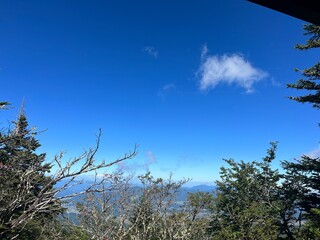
[76,172,213,240]
[0,129,137,239]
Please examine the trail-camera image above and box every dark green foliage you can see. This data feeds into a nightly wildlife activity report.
[295,25,320,50]
[0,104,137,239]
[287,24,320,109]
[0,108,62,239]
[0,102,9,109]
[283,156,320,214]
[187,191,214,222]
[284,24,320,239]
[210,143,282,239]
[282,155,320,238]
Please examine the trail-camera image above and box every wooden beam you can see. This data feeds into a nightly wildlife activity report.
[248,0,320,26]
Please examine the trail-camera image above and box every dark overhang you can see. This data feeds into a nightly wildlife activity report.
[248,0,320,26]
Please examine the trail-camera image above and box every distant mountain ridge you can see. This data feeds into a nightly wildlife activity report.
[55,178,216,200]
[188,184,216,192]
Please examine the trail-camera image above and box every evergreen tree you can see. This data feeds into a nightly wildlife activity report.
[210,143,283,240]
[0,107,62,239]
[0,103,137,239]
[283,24,320,239]
[287,24,320,109]
[282,155,320,238]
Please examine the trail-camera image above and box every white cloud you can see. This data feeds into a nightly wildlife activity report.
[200,44,208,59]
[271,77,282,87]
[158,83,176,98]
[142,46,159,58]
[145,150,157,166]
[115,151,158,173]
[304,146,320,158]
[198,46,268,93]
[162,83,175,91]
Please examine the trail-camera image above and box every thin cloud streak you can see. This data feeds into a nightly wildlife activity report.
[304,146,320,158]
[198,46,268,93]
[146,150,157,166]
[115,150,158,173]
[158,83,176,98]
[142,46,159,58]
[162,83,175,91]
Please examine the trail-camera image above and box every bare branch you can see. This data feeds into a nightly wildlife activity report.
[0,128,137,239]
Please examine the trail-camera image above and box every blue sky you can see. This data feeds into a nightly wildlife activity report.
[1,0,319,184]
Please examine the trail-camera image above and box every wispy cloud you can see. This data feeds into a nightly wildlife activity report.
[271,77,282,87]
[159,154,195,173]
[142,46,159,58]
[115,150,158,173]
[145,150,157,169]
[162,83,175,91]
[158,83,176,97]
[198,45,268,93]
[304,146,320,158]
